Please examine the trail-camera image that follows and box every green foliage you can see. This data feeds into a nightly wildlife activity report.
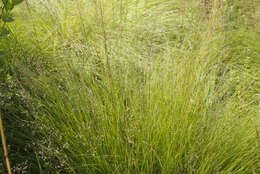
[13,0,24,6]
[0,0,24,80]
[1,0,260,173]
[0,0,24,69]
[0,50,4,57]
[0,0,24,32]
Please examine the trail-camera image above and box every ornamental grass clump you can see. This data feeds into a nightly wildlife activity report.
[0,0,259,173]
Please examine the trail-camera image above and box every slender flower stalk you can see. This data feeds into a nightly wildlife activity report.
[0,113,12,174]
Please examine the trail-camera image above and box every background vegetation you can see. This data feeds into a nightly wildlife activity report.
[0,0,259,173]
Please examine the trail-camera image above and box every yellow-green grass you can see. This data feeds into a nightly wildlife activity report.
[0,0,259,173]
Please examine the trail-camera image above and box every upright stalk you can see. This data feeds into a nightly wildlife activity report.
[0,113,12,174]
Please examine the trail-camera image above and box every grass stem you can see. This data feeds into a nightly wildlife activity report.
[0,113,12,174]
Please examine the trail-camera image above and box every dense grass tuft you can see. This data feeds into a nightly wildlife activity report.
[0,0,259,173]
